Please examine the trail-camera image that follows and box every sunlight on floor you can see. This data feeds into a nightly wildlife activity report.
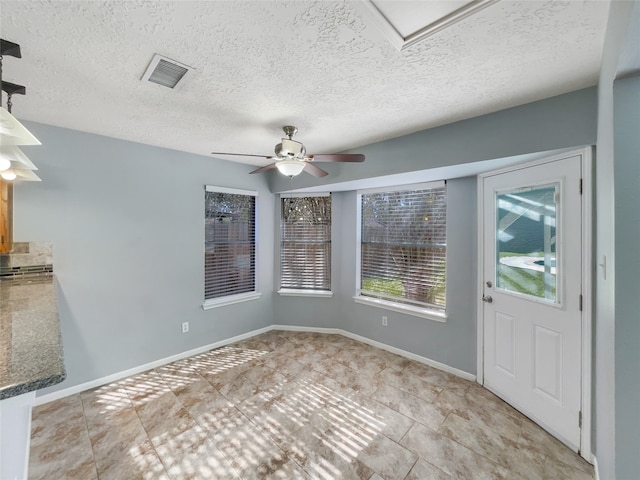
[122,371,172,406]
[29,332,596,479]
[88,384,130,414]
[190,346,269,375]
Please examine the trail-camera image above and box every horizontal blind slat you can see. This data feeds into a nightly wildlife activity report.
[204,190,256,300]
[281,195,332,290]
[361,186,446,309]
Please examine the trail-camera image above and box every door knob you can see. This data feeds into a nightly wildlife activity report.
[482,295,493,303]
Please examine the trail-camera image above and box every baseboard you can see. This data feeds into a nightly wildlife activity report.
[35,324,475,406]
[33,325,273,406]
[593,456,599,480]
[269,325,342,335]
[271,324,476,381]
[338,330,476,381]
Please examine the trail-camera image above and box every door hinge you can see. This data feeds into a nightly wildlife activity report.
[579,294,583,311]
[579,411,583,428]
[579,178,583,195]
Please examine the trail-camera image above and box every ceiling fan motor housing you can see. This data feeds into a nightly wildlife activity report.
[276,139,306,158]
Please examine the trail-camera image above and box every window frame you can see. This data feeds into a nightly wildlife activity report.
[354,181,448,322]
[278,192,333,298]
[202,185,260,310]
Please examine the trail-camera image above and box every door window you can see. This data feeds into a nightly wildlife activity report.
[495,184,559,304]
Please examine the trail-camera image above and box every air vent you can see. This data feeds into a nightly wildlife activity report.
[141,54,193,89]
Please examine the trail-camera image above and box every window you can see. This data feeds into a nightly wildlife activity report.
[279,194,332,295]
[203,186,259,308]
[357,181,447,319]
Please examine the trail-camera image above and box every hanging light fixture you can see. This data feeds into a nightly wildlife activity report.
[1,38,42,254]
[0,103,41,146]
[1,38,41,182]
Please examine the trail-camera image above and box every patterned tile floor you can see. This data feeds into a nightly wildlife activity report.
[29,330,594,479]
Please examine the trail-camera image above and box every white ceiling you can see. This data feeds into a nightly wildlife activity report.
[0,1,609,167]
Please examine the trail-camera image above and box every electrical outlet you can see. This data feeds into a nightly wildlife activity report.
[382,316,388,327]
[181,322,189,333]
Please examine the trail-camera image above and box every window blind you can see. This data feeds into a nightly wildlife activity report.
[204,187,256,301]
[360,184,447,310]
[281,194,331,290]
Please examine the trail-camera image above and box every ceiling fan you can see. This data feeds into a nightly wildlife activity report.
[211,126,365,177]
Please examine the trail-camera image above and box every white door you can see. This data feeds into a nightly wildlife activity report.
[482,154,583,450]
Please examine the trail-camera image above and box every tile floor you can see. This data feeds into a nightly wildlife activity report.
[28,330,594,479]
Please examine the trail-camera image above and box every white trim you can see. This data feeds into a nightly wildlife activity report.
[352,0,406,50]
[476,146,593,461]
[202,292,261,310]
[270,325,339,334]
[580,147,593,461]
[205,185,258,196]
[271,325,475,381]
[35,324,475,406]
[277,289,333,298]
[280,192,330,198]
[477,146,591,178]
[352,0,498,51]
[476,172,486,385]
[355,192,363,292]
[593,456,600,480]
[357,180,444,195]
[34,326,273,406]
[353,295,447,322]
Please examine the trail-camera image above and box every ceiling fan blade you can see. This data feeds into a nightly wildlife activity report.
[249,163,277,174]
[308,153,365,163]
[303,162,329,177]
[211,152,270,159]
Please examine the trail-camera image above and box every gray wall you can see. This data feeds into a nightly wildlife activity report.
[273,180,477,374]
[15,122,276,395]
[614,74,640,480]
[594,2,638,478]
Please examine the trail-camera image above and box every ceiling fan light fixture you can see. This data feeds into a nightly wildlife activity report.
[0,157,10,171]
[276,159,305,177]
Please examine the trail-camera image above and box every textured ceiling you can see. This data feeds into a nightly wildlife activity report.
[0,1,609,167]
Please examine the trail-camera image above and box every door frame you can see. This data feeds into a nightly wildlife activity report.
[476,147,593,461]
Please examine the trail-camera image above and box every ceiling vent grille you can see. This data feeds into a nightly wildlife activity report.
[141,54,193,89]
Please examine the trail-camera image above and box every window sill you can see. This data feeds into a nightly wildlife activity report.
[277,289,333,298]
[202,292,261,310]
[352,295,447,322]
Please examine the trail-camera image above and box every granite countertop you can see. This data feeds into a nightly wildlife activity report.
[0,275,66,400]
